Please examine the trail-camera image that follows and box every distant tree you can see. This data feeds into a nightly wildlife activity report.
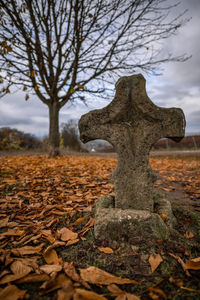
[0,127,42,150]
[0,0,190,156]
[61,120,81,151]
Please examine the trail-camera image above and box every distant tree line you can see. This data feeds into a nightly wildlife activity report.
[0,127,42,150]
[0,120,81,152]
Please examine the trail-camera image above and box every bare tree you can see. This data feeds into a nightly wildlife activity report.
[0,0,189,156]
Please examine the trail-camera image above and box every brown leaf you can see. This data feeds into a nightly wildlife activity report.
[149,254,163,273]
[43,248,60,264]
[169,253,191,276]
[148,287,167,300]
[63,262,90,289]
[59,227,78,241]
[15,273,50,283]
[0,216,9,228]
[0,273,29,284]
[79,266,137,285]
[184,231,194,239]
[108,284,140,300]
[98,247,114,254]
[74,288,107,300]
[159,214,168,221]
[185,257,200,270]
[0,284,27,300]
[40,264,62,275]
[57,279,74,300]
[169,277,184,287]
[1,229,25,236]
[66,238,79,246]
[44,241,66,252]
[72,217,87,226]
[10,260,32,275]
[11,245,43,256]
[39,273,71,295]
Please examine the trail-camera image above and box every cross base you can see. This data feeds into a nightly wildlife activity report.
[94,195,176,242]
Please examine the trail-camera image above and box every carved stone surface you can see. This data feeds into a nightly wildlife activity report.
[79,74,185,211]
[94,195,169,241]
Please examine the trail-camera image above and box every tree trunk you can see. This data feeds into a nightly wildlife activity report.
[48,102,60,157]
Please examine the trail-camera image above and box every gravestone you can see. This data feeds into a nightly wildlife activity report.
[79,74,185,241]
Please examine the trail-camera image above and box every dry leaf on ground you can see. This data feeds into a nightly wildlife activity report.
[169,253,191,276]
[11,245,43,256]
[148,254,163,273]
[98,247,114,254]
[15,273,50,284]
[0,273,30,284]
[59,227,78,241]
[148,287,167,300]
[57,279,74,300]
[40,264,62,275]
[10,260,32,275]
[39,273,71,295]
[63,262,90,289]
[108,284,140,300]
[74,288,107,300]
[0,284,27,300]
[43,248,60,264]
[79,266,137,285]
[184,231,194,239]
[185,257,200,270]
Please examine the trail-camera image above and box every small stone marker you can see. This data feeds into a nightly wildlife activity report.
[79,74,185,241]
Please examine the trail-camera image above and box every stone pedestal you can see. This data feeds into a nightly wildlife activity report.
[94,195,174,242]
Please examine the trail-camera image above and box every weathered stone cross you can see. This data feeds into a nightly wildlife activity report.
[79,74,185,212]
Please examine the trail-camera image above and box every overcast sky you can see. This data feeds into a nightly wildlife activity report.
[0,0,199,138]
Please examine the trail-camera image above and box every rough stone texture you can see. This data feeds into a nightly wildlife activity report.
[94,197,168,241]
[79,74,185,211]
[94,195,173,241]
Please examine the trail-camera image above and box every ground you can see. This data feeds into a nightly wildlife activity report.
[0,152,199,299]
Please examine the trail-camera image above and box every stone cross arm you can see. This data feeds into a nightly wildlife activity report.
[79,74,185,147]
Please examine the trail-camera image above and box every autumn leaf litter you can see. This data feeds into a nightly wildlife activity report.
[0,154,200,299]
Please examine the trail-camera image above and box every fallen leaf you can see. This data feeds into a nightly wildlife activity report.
[98,247,114,254]
[40,264,62,274]
[39,273,71,295]
[66,238,79,246]
[11,245,43,256]
[0,217,9,228]
[108,284,140,300]
[59,227,78,241]
[63,262,90,289]
[43,248,60,264]
[169,253,191,276]
[57,279,74,300]
[169,277,183,287]
[159,214,168,221]
[185,257,200,270]
[149,254,163,273]
[72,217,87,226]
[74,288,107,300]
[0,273,29,284]
[10,260,32,275]
[44,241,66,252]
[79,266,137,285]
[184,231,194,239]
[15,273,50,283]
[1,229,25,236]
[0,284,27,300]
[148,287,167,300]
